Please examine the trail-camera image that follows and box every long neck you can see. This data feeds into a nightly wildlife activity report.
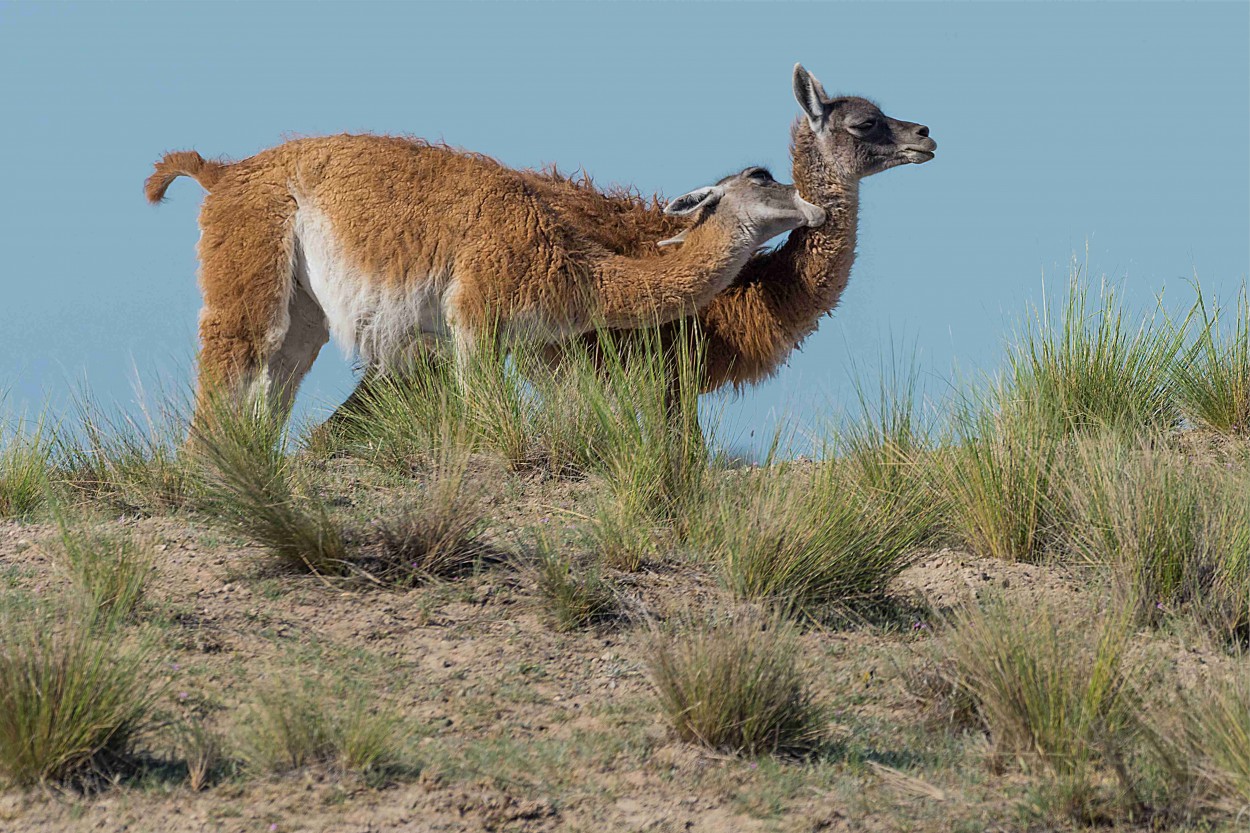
[692,121,861,391]
[590,218,754,330]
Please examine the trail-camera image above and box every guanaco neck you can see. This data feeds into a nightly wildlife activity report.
[591,214,755,329]
[695,121,862,390]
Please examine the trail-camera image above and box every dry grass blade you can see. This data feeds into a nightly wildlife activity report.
[865,760,948,801]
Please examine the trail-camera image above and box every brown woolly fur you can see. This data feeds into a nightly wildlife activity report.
[558,120,862,392]
[144,151,229,203]
[148,134,816,429]
[539,65,934,395]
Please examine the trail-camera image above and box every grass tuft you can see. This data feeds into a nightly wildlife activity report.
[649,610,824,757]
[0,606,159,787]
[1007,270,1187,434]
[0,416,50,520]
[193,396,348,575]
[1056,432,1250,636]
[701,462,926,618]
[531,538,618,631]
[364,447,488,584]
[1174,283,1250,434]
[51,514,153,624]
[941,595,1150,821]
[1172,670,1250,813]
[938,391,1062,562]
[236,677,411,781]
[55,390,195,515]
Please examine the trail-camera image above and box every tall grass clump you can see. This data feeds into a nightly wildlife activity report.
[1008,271,1187,434]
[540,325,710,568]
[942,596,1150,821]
[702,461,928,618]
[55,389,195,515]
[236,677,410,781]
[938,391,1062,563]
[363,443,488,584]
[0,415,50,519]
[649,611,824,757]
[835,352,944,544]
[193,395,347,574]
[323,340,533,472]
[0,606,160,787]
[51,514,153,624]
[1057,432,1250,635]
[1174,284,1250,434]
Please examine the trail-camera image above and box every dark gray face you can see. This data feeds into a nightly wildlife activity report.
[793,64,937,179]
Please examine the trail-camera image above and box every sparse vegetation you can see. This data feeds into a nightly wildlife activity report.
[648,610,824,757]
[531,538,618,631]
[235,677,411,781]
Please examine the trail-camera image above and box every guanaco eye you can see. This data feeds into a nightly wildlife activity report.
[851,119,877,133]
[746,168,774,183]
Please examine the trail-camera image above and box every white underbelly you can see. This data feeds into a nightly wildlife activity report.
[292,203,451,367]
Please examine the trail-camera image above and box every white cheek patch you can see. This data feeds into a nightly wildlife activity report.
[293,202,452,369]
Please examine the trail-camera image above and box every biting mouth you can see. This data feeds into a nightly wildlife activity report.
[901,148,935,163]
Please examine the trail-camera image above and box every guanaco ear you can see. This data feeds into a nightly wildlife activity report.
[664,185,722,217]
[793,63,831,131]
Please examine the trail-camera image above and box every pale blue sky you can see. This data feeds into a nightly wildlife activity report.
[1,2,1247,449]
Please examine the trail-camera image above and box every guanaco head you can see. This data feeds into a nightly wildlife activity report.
[656,166,826,247]
[792,64,936,179]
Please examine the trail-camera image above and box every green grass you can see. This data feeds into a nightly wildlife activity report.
[1056,431,1250,634]
[55,390,196,515]
[235,676,413,781]
[192,395,349,575]
[1173,669,1250,813]
[940,595,1154,823]
[0,415,50,520]
[698,456,928,618]
[1174,283,1250,434]
[531,537,618,631]
[938,391,1063,563]
[51,513,154,623]
[648,610,824,757]
[1007,270,1188,434]
[0,604,160,787]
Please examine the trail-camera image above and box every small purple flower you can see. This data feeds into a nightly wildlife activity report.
[178,691,189,700]
[269,826,278,833]
[170,662,180,671]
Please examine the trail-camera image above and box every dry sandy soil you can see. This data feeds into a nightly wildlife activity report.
[0,463,1238,833]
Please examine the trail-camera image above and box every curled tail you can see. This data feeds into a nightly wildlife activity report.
[144,151,229,203]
